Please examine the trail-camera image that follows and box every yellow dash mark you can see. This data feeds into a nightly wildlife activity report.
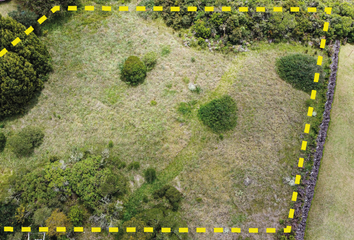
[12,37,21,46]
[109,227,118,232]
[144,227,153,232]
[311,90,317,100]
[119,6,129,11]
[325,7,332,14]
[323,22,329,32]
[57,227,66,232]
[74,227,83,232]
[266,228,276,233]
[295,175,301,184]
[214,228,223,233]
[291,7,299,12]
[196,228,206,233]
[85,6,94,11]
[21,227,31,232]
[239,7,248,12]
[317,56,323,65]
[256,7,265,12]
[153,6,163,11]
[68,6,77,11]
[171,7,180,12]
[231,228,241,233]
[298,158,304,168]
[320,39,326,48]
[51,6,60,13]
[304,124,311,134]
[0,48,8,57]
[307,107,314,116]
[161,228,171,233]
[301,141,307,151]
[249,228,258,233]
[289,209,295,218]
[284,226,292,233]
[292,192,298,201]
[179,228,188,233]
[127,227,136,232]
[136,6,146,11]
[273,7,282,12]
[222,6,231,12]
[39,227,48,232]
[92,227,101,232]
[314,73,320,82]
[102,6,111,11]
[4,227,13,232]
[38,16,47,24]
[188,6,197,12]
[308,7,317,12]
[205,7,214,12]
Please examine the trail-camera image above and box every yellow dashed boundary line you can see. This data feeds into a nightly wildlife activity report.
[0,5,332,236]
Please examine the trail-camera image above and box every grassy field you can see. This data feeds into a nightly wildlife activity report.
[0,0,18,16]
[0,1,326,239]
[305,44,354,240]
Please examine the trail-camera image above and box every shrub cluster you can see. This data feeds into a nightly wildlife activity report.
[198,95,238,133]
[121,56,147,86]
[0,15,52,118]
[144,168,156,183]
[8,126,44,156]
[8,6,42,35]
[0,132,6,152]
[153,185,183,211]
[276,54,324,93]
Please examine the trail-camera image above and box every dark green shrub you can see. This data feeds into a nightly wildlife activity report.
[68,205,84,226]
[127,161,140,170]
[16,0,81,17]
[8,6,42,35]
[144,168,156,183]
[8,126,44,156]
[0,15,52,118]
[198,95,238,133]
[142,52,157,71]
[276,54,324,93]
[49,156,59,163]
[153,185,183,211]
[0,132,6,152]
[121,56,147,86]
[108,140,113,148]
[191,57,195,63]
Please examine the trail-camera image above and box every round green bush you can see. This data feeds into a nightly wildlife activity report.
[8,7,42,36]
[8,126,44,156]
[0,132,6,152]
[276,54,324,93]
[121,56,147,86]
[144,168,156,183]
[0,14,52,118]
[197,95,238,133]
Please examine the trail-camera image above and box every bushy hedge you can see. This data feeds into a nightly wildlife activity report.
[276,54,324,93]
[0,132,6,152]
[140,0,354,48]
[121,56,147,86]
[0,14,52,118]
[8,6,42,35]
[8,126,44,156]
[16,0,81,18]
[198,95,238,133]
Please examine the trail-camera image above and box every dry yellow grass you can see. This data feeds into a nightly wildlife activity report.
[0,0,18,17]
[305,44,354,240]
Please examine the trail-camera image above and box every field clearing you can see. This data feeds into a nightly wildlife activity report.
[305,44,354,240]
[0,2,326,239]
[0,0,18,17]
